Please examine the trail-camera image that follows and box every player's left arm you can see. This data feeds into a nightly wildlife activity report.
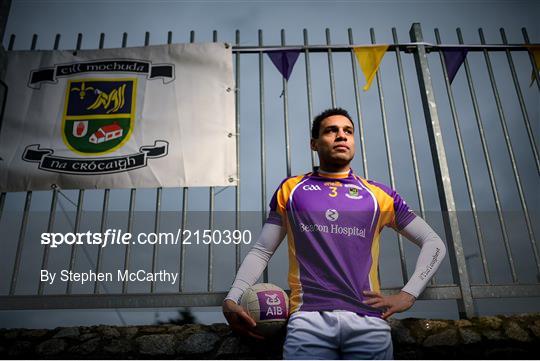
[363,216,447,319]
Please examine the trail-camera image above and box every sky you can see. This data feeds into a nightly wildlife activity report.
[0,0,539,328]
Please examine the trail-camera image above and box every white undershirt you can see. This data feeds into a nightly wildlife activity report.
[225,216,446,304]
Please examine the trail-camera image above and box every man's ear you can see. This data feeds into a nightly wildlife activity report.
[310,138,317,151]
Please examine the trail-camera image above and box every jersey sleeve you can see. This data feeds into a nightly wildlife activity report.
[266,178,289,226]
[367,180,417,231]
[266,175,307,226]
[267,190,284,226]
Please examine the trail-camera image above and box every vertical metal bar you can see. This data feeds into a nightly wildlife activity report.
[326,28,336,107]
[152,187,162,293]
[143,30,162,293]
[38,189,57,294]
[370,28,408,285]
[94,33,108,294]
[479,28,540,274]
[30,34,37,50]
[36,35,61,295]
[98,32,105,49]
[123,188,135,294]
[457,27,516,284]
[66,189,84,294]
[53,34,60,50]
[281,29,292,177]
[0,28,8,131]
[94,189,109,294]
[0,35,14,216]
[120,31,134,294]
[500,28,539,173]
[173,30,185,292]
[410,23,474,318]
[259,29,268,283]
[522,28,540,92]
[394,23,437,293]
[435,29,490,283]
[7,34,14,50]
[145,31,150,46]
[0,192,5,222]
[165,31,187,291]
[75,33,82,52]
[10,191,32,295]
[179,187,188,292]
[208,185,214,292]
[206,31,217,292]
[0,78,5,140]
[10,33,34,295]
[235,29,241,271]
[66,33,85,294]
[144,31,150,46]
[348,28,368,178]
[0,0,12,46]
[392,28,425,218]
[180,30,196,292]
[207,30,220,290]
[303,29,317,169]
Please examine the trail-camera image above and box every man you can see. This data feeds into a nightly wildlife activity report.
[223,108,446,359]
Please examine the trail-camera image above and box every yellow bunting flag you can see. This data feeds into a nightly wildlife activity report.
[527,45,540,87]
[354,45,389,91]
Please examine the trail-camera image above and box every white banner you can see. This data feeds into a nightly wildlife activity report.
[0,43,236,192]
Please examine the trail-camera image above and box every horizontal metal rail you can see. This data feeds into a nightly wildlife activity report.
[0,286,461,310]
[231,43,540,53]
[2,284,538,310]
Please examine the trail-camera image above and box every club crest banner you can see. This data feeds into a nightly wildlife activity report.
[0,43,236,191]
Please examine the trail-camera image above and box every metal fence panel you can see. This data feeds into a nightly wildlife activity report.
[0,23,539,318]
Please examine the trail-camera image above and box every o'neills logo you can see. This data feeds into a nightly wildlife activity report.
[22,59,174,175]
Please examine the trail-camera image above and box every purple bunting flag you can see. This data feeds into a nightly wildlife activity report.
[267,50,301,81]
[442,47,468,84]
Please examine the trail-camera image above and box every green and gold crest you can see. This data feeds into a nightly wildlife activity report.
[62,78,136,154]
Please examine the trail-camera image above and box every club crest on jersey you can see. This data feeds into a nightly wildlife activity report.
[345,184,363,199]
[63,78,136,154]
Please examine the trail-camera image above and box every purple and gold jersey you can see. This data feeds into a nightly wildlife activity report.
[267,169,416,317]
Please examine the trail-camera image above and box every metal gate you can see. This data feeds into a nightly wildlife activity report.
[0,23,538,318]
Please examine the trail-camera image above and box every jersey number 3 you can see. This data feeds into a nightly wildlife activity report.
[328,186,338,197]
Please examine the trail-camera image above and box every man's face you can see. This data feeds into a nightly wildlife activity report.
[310,115,355,169]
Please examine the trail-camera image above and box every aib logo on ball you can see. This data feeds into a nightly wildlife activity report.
[257,291,287,320]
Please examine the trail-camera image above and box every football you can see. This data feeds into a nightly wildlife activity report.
[240,283,289,337]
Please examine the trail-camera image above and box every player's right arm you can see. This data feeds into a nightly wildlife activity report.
[222,222,286,339]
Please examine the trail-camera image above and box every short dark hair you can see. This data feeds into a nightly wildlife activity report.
[311,107,354,139]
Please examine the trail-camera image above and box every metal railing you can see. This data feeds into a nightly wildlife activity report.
[0,23,538,318]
